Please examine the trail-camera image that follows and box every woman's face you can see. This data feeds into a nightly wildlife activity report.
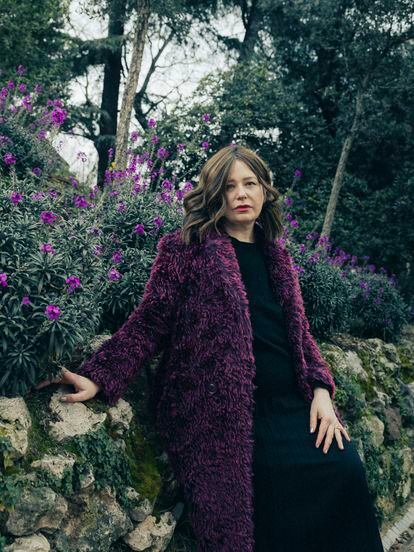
[223,159,265,230]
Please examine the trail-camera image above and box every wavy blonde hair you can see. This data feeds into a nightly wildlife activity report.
[180,144,283,245]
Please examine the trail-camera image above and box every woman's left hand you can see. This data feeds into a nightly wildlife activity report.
[310,388,351,454]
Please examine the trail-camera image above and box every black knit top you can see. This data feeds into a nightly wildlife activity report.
[229,235,331,399]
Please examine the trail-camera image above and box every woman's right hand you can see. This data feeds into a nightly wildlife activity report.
[35,367,102,403]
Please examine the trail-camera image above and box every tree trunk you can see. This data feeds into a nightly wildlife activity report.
[318,74,369,245]
[115,0,150,171]
[96,0,127,187]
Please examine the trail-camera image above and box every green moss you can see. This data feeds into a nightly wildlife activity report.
[22,389,81,469]
[396,346,414,383]
[123,420,162,502]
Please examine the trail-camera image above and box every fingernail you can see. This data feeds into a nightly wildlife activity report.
[310,427,314,433]
[60,397,67,402]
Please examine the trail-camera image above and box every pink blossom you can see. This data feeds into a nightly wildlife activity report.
[40,243,56,255]
[108,267,121,281]
[10,192,23,204]
[45,305,61,320]
[40,211,57,224]
[112,250,123,264]
[0,273,8,287]
[3,152,16,165]
[65,275,81,293]
[134,223,145,235]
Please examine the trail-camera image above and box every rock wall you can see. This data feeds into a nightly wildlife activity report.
[1,325,414,551]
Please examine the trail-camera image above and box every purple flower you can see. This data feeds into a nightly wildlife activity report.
[284,196,293,206]
[0,135,12,146]
[293,264,305,275]
[175,189,185,201]
[201,141,209,150]
[45,305,61,320]
[51,107,67,126]
[21,296,31,306]
[202,113,211,122]
[183,181,193,192]
[150,135,159,144]
[7,81,15,89]
[3,152,17,165]
[156,147,169,160]
[161,179,173,191]
[10,191,23,204]
[177,143,185,152]
[37,129,47,141]
[18,83,26,93]
[69,175,78,189]
[31,191,47,201]
[93,244,104,256]
[160,191,172,204]
[153,215,164,228]
[73,195,88,208]
[16,65,26,76]
[40,211,57,225]
[32,167,42,177]
[48,188,59,199]
[22,94,32,108]
[130,131,140,142]
[34,84,43,94]
[299,244,307,253]
[108,267,121,281]
[294,168,302,178]
[65,275,81,293]
[117,201,126,212]
[40,243,56,255]
[1,87,8,98]
[290,219,299,228]
[134,223,145,235]
[108,147,114,160]
[147,118,157,128]
[112,250,123,264]
[0,273,8,287]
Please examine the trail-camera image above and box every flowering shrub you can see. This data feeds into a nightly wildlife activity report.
[0,70,217,396]
[282,195,410,341]
[0,66,68,178]
[0,176,103,395]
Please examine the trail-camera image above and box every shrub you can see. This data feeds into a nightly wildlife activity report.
[0,72,68,179]
[287,239,354,339]
[283,197,410,341]
[347,270,409,341]
[0,175,103,395]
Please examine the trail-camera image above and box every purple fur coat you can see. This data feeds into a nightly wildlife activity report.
[77,226,343,551]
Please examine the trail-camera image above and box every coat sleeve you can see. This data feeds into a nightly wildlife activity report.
[77,232,180,406]
[285,249,336,400]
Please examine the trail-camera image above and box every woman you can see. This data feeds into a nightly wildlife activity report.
[36,145,384,552]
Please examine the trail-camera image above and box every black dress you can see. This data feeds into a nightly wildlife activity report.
[229,235,384,552]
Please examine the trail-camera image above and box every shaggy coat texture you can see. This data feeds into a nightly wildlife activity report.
[77,225,344,551]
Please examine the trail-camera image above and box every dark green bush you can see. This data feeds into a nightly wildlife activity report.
[288,240,354,339]
[347,269,409,341]
[0,176,103,395]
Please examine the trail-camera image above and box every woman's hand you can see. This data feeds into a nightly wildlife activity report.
[35,367,102,403]
[310,387,351,454]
